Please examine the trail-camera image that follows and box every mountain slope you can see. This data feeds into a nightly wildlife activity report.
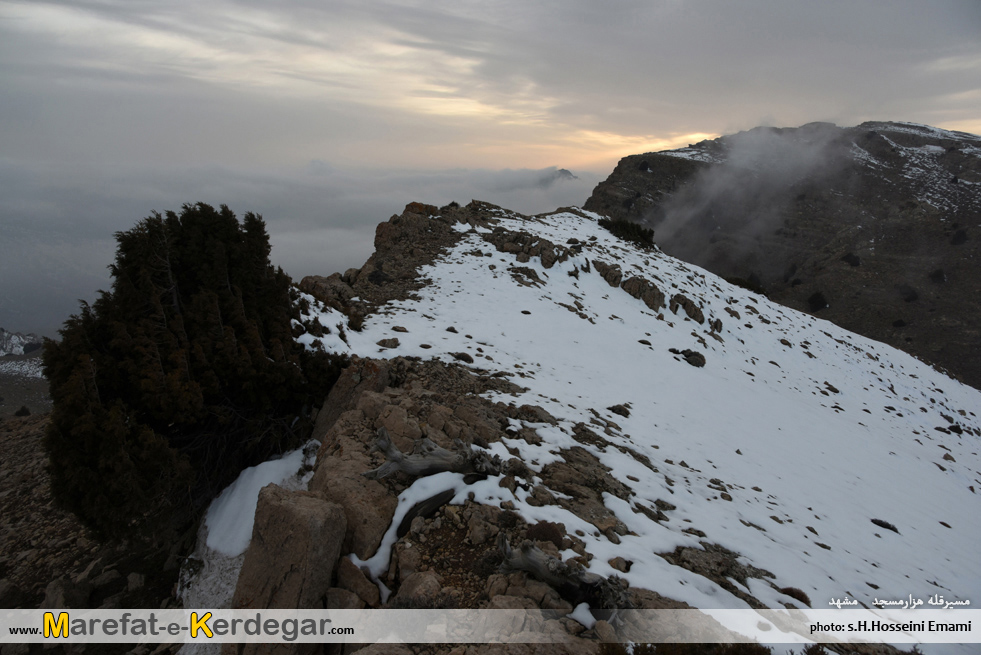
[583,121,981,391]
[0,328,41,357]
[286,201,980,647]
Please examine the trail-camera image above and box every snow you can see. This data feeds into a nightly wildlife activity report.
[849,142,886,169]
[189,203,979,651]
[295,207,980,651]
[659,147,725,164]
[870,122,980,143]
[0,357,44,379]
[203,446,313,557]
[0,330,41,357]
[179,441,319,619]
[568,602,596,629]
[872,133,979,213]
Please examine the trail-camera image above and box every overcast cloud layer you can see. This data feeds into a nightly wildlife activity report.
[1,0,979,334]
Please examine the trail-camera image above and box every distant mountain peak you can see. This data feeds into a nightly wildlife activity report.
[0,328,42,357]
[584,120,981,390]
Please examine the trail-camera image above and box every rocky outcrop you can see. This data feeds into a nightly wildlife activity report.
[309,409,399,560]
[298,272,357,310]
[669,293,704,324]
[585,121,981,390]
[590,260,622,288]
[214,352,696,647]
[349,202,498,309]
[230,484,346,611]
[482,228,575,269]
[302,356,526,565]
[669,348,706,368]
[299,201,505,322]
[620,276,665,312]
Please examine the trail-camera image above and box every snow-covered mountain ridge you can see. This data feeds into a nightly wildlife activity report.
[0,328,41,357]
[583,121,981,392]
[188,200,978,651]
[288,200,980,627]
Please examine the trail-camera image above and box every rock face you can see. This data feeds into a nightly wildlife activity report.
[231,484,347,611]
[299,201,477,319]
[306,355,525,563]
[584,121,981,390]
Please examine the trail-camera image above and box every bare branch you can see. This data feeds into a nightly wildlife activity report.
[362,427,501,480]
[498,534,631,610]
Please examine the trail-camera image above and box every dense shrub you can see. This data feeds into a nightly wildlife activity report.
[598,217,656,249]
[724,274,767,296]
[43,203,346,538]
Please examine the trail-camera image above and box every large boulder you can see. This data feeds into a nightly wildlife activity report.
[231,484,346,610]
[298,273,355,308]
[620,276,666,311]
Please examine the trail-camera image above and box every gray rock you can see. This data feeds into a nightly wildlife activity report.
[393,542,421,582]
[326,587,364,610]
[309,440,398,559]
[337,557,381,608]
[669,293,705,324]
[467,515,499,546]
[312,358,391,441]
[75,557,103,584]
[0,579,25,608]
[594,619,617,643]
[90,569,122,589]
[591,260,623,288]
[391,571,441,607]
[342,268,361,285]
[231,484,346,610]
[126,572,145,592]
[40,577,90,609]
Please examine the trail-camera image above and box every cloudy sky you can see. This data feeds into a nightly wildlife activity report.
[2,0,979,335]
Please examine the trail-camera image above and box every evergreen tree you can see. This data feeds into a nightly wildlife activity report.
[44,203,346,538]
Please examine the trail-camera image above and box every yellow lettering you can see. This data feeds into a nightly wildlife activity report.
[44,612,69,638]
[190,612,213,639]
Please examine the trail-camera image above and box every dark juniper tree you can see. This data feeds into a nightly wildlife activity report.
[43,203,346,538]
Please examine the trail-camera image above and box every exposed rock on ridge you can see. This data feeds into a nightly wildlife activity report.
[584,121,981,389]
